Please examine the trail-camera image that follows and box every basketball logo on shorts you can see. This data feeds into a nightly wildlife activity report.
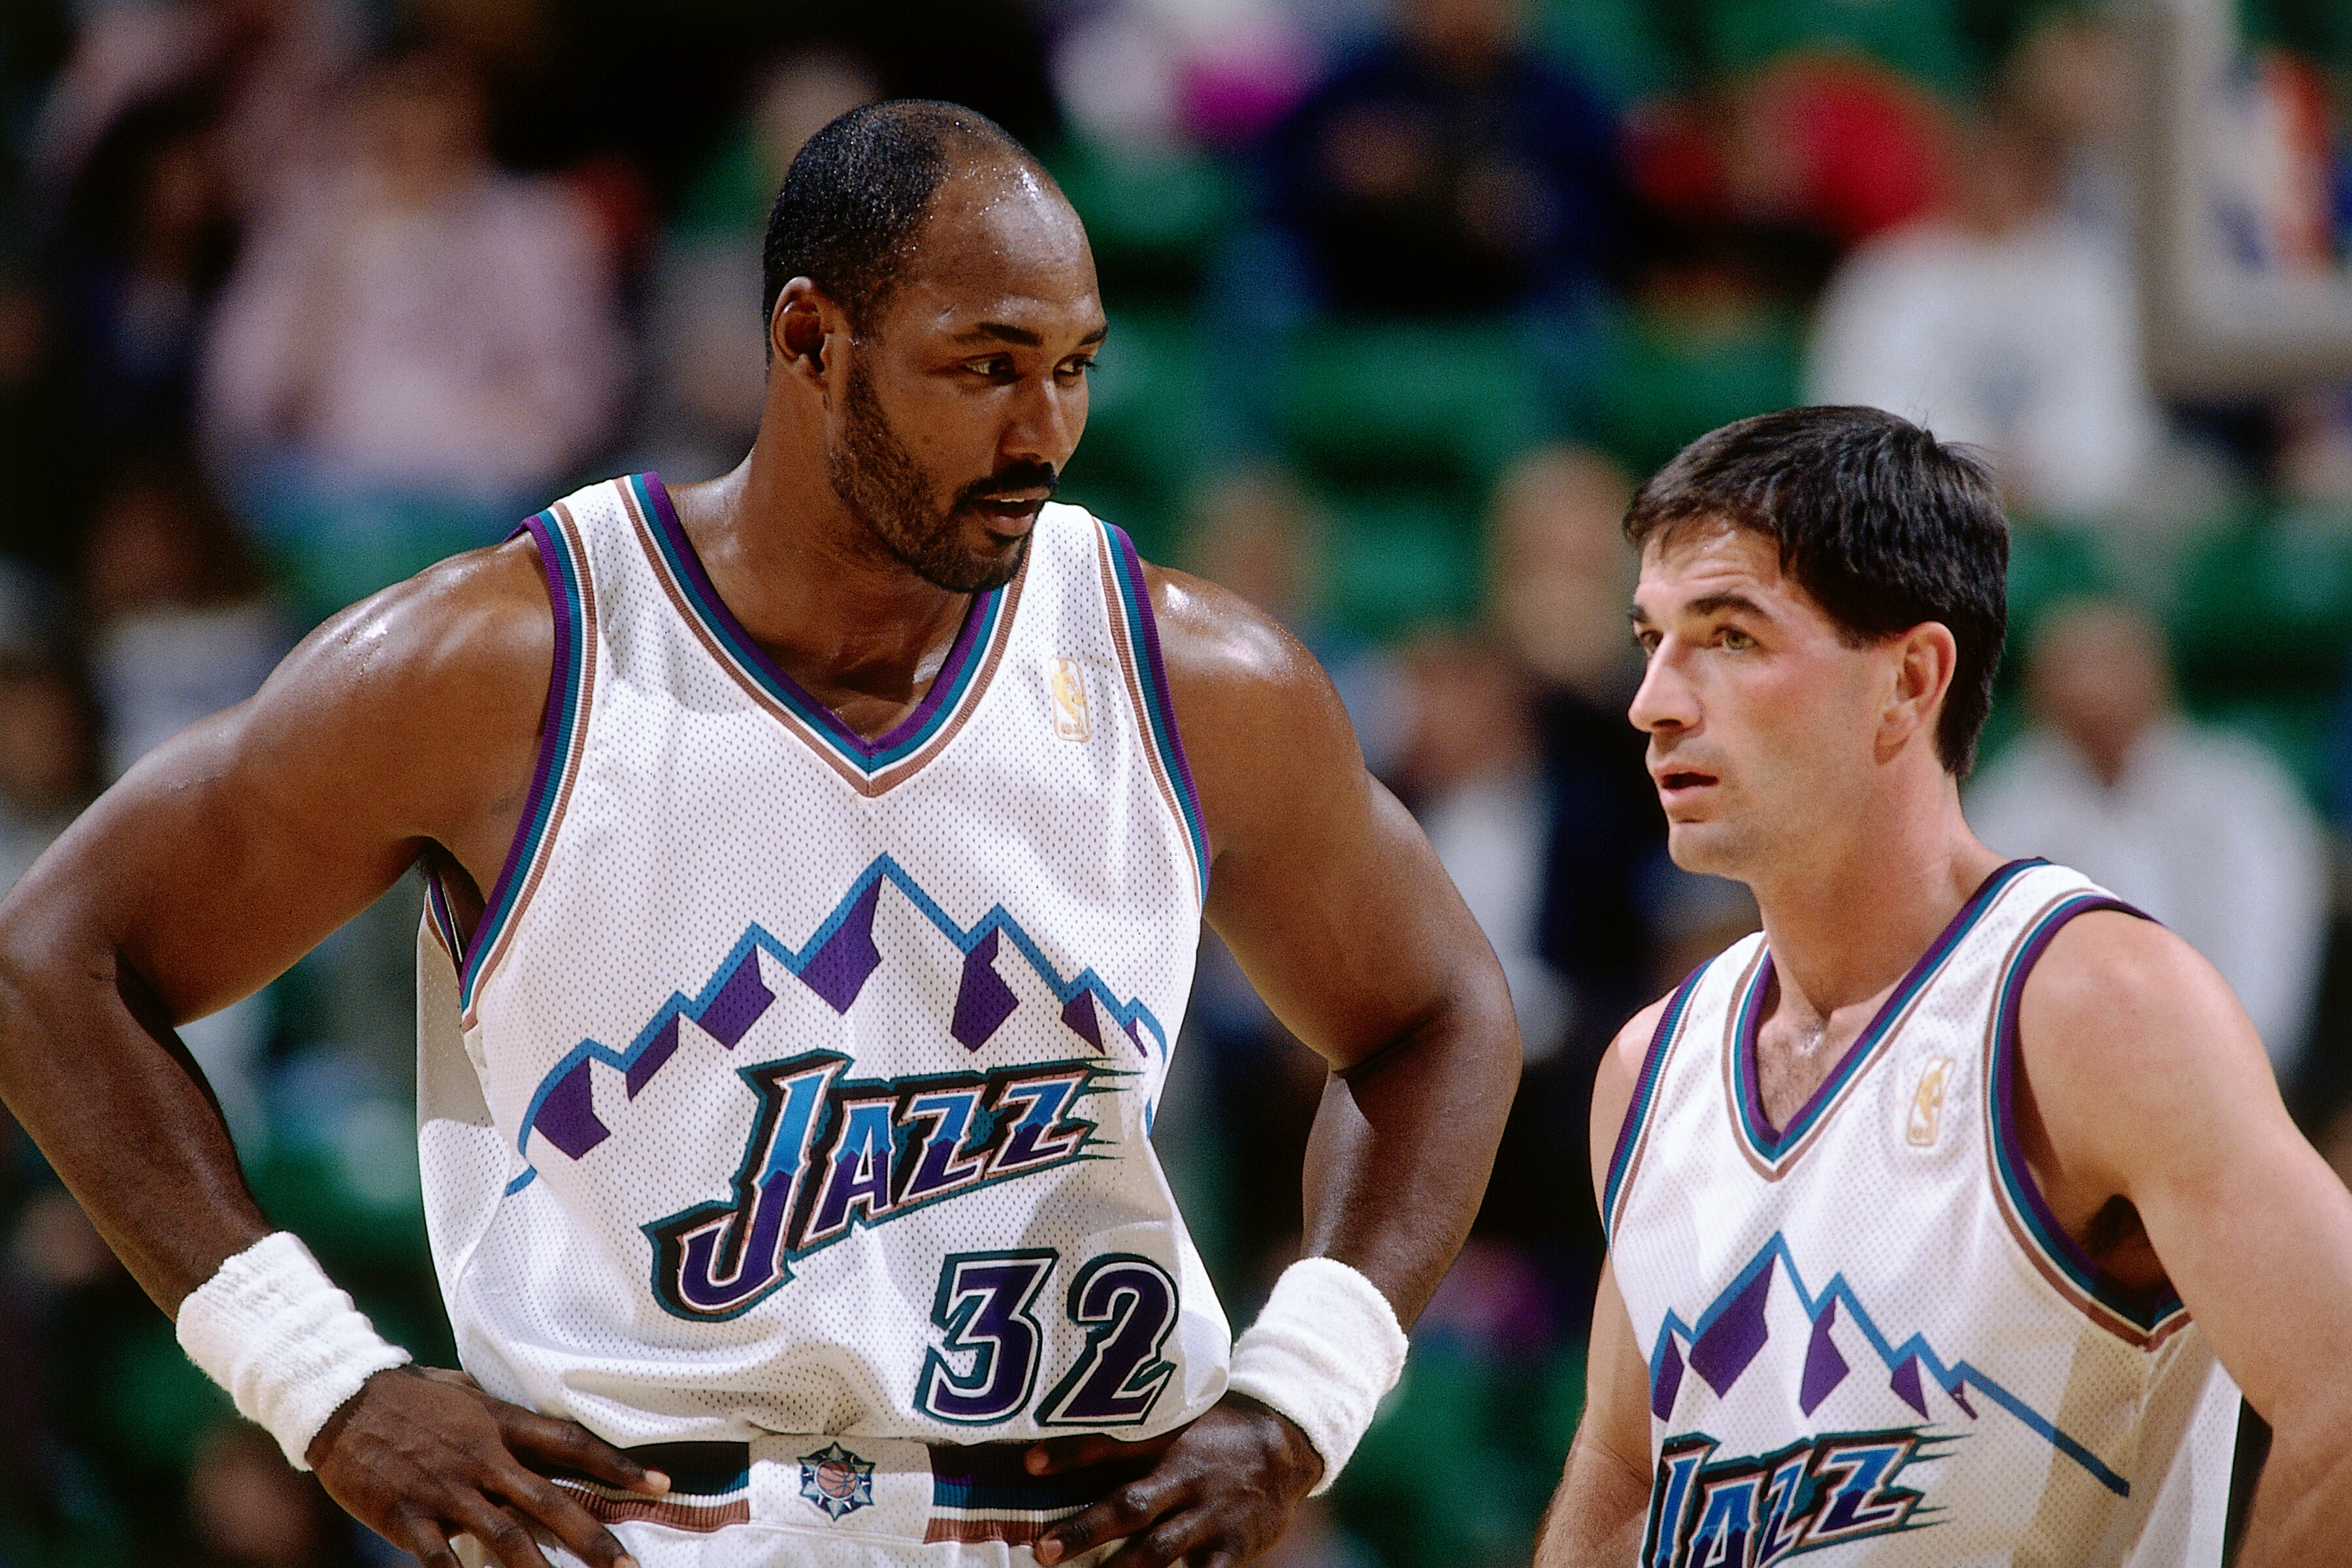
[799,1442,875,1521]
[1906,1057,1953,1147]
[1048,657,1090,742]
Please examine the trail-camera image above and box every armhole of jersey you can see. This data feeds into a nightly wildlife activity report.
[1984,892,2193,1348]
[1098,521,1211,902]
[457,505,596,1019]
[422,868,465,979]
[1603,962,1710,1245]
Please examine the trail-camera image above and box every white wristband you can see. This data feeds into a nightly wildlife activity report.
[1225,1257,1408,1495]
[174,1231,412,1470]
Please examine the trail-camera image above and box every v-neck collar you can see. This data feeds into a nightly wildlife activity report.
[623,472,1021,792]
[1729,858,2040,1174]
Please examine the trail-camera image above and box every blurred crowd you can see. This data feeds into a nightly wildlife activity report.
[6,0,2352,1563]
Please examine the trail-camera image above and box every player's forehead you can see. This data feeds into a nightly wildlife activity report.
[1633,519,1797,613]
[885,164,1103,345]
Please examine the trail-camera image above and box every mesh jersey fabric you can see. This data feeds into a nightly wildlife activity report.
[415,475,1226,1450]
[1604,860,2240,1567]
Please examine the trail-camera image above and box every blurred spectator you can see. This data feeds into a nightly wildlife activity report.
[1258,0,1627,315]
[51,87,239,468]
[201,45,627,617]
[82,455,288,782]
[1180,463,1408,771]
[1488,445,1697,1033]
[1048,0,1322,153]
[1392,633,1565,1059]
[0,276,77,577]
[1805,90,2164,517]
[634,48,880,482]
[1968,600,2327,1079]
[0,656,97,895]
[31,0,360,220]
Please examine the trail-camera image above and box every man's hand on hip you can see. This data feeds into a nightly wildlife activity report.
[306,1366,670,1568]
[1022,1395,1324,1568]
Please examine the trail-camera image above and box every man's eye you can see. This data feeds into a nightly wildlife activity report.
[1720,627,1756,651]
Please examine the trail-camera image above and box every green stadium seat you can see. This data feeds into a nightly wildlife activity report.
[1575,302,1804,482]
[1273,322,1548,491]
[1045,140,1245,304]
[1064,309,1220,540]
[2170,512,2352,693]
[1694,0,1980,96]
[1318,486,1484,638]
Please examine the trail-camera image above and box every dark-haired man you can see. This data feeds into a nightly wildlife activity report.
[0,103,1520,1567]
[1534,406,2352,1565]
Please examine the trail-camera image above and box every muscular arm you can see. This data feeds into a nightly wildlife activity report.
[2020,913,2352,1564]
[1162,567,1521,1324]
[1032,568,1521,1566]
[1533,1002,1662,1567]
[0,539,661,1565]
[0,538,547,1305]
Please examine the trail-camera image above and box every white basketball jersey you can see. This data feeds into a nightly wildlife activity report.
[413,474,1228,1449]
[1605,860,2240,1567]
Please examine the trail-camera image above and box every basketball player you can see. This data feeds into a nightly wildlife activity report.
[1533,406,2352,1565]
[0,105,1521,1567]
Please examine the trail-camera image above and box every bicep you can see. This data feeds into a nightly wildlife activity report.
[23,696,425,1022]
[1201,726,1502,1071]
[2025,919,2352,1433]
[2,551,547,1024]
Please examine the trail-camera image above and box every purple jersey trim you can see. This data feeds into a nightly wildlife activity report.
[1989,892,2188,1338]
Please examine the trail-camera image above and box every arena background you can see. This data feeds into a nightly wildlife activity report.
[3,0,2351,1561]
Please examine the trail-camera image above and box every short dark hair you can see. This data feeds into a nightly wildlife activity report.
[760,99,1043,348]
[1624,406,2009,776]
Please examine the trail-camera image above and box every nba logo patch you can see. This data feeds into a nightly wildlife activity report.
[1048,657,1090,742]
[1907,1057,1954,1147]
[799,1442,875,1521]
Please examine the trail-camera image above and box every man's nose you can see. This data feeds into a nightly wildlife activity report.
[1002,374,1082,469]
[1627,643,1696,734]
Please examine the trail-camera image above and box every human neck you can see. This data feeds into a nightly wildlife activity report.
[1746,781,2004,1026]
[668,438,972,732]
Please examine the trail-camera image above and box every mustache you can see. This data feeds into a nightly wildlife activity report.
[958,462,1060,508]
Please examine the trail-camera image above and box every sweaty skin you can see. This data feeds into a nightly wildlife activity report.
[1531,523,2352,1566]
[0,160,1519,1568]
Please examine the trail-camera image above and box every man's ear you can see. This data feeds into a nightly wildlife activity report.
[1881,621,1958,760]
[771,276,832,380]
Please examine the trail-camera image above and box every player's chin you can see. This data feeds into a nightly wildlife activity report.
[1663,819,1739,877]
[935,522,1030,594]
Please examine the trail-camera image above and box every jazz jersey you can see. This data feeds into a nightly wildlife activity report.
[413,475,1228,1450]
[1605,860,2239,1566]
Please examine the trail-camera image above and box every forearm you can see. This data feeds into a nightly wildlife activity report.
[1298,989,1519,1325]
[0,911,269,1312]
[1533,1428,1650,1568]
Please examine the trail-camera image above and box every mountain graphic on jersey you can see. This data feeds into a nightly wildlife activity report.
[1645,1233,2135,1565]
[504,853,1166,1321]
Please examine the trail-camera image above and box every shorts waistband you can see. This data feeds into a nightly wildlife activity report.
[558,1437,1153,1546]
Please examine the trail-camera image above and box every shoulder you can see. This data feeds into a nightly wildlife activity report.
[1141,561,1331,714]
[2017,907,2270,1184]
[278,532,553,710]
[237,535,555,830]
[1137,560,1360,864]
[1589,994,1674,1203]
